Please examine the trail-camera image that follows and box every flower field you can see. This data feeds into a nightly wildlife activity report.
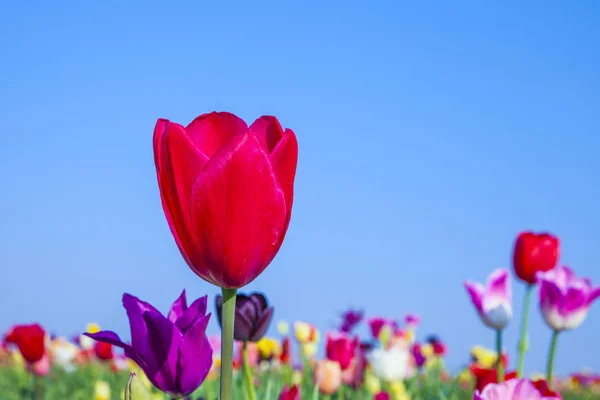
[2,113,599,400]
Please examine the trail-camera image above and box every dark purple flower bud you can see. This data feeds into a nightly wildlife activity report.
[215,292,273,342]
[339,309,363,333]
[84,291,213,398]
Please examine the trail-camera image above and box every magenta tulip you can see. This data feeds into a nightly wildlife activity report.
[326,332,358,370]
[538,266,600,331]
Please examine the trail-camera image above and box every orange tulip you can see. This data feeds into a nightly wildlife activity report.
[314,359,342,395]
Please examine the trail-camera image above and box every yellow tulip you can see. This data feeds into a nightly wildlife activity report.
[421,343,434,358]
[364,372,381,394]
[303,342,318,357]
[257,337,281,359]
[94,380,111,400]
[471,345,499,369]
[294,321,311,343]
[390,381,411,400]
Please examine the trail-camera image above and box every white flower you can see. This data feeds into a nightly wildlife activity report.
[367,347,409,382]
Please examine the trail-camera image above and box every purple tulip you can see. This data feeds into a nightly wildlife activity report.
[404,314,420,328]
[339,309,364,333]
[464,268,512,330]
[85,291,212,397]
[537,266,600,331]
[215,292,273,342]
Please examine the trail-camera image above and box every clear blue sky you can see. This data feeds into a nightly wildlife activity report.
[1,1,599,375]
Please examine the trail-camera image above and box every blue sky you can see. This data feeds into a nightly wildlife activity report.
[1,1,599,375]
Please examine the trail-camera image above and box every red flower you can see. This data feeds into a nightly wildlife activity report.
[373,392,391,400]
[153,112,298,289]
[532,379,562,398]
[513,232,559,284]
[94,341,114,361]
[8,324,46,364]
[470,365,517,392]
[278,385,300,400]
[280,337,291,364]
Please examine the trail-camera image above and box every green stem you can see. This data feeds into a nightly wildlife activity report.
[516,284,533,377]
[546,330,559,387]
[219,288,237,400]
[242,341,257,400]
[495,329,504,383]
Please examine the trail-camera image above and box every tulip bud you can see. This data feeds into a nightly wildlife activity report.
[124,373,151,400]
[378,325,392,347]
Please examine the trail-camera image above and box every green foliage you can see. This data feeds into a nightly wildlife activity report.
[0,363,597,400]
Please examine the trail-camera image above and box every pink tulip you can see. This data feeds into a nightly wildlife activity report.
[474,378,561,399]
[538,266,600,331]
[32,354,51,376]
[464,269,512,330]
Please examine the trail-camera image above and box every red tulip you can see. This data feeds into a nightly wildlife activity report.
[531,379,561,398]
[8,324,46,364]
[280,337,291,364]
[153,112,298,288]
[470,365,517,392]
[326,332,358,370]
[512,232,559,284]
[94,341,114,361]
[278,385,300,400]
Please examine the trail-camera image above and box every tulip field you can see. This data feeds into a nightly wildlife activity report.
[2,113,600,400]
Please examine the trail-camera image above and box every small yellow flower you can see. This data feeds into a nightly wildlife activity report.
[471,345,498,369]
[421,343,434,358]
[294,321,311,343]
[530,372,545,381]
[11,350,25,368]
[94,380,111,400]
[390,381,411,400]
[292,370,303,385]
[277,321,289,336]
[87,323,101,334]
[365,372,381,394]
[80,323,101,350]
[458,368,473,385]
[256,337,281,359]
[302,342,318,357]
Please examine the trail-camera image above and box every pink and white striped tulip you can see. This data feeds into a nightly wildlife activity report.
[465,269,512,330]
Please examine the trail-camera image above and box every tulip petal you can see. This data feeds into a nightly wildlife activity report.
[176,295,208,333]
[122,293,161,353]
[589,286,600,305]
[464,281,485,316]
[486,269,510,300]
[190,133,288,288]
[186,112,248,158]
[236,295,259,326]
[269,129,298,218]
[563,286,588,315]
[142,311,183,393]
[249,293,268,313]
[250,307,273,342]
[250,116,285,153]
[168,290,188,323]
[84,331,146,370]
[178,314,212,396]
[154,120,215,285]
